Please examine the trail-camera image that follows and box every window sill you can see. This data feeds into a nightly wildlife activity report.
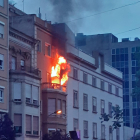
[15,133,22,137]
[26,102,39,108]
[26,134,39,137]
[92,111,97,114]
[84,136,89,138]
[83,109,89,111]
[73,106,79,109]
[13,100,22,104]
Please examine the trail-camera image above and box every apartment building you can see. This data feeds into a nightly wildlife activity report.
[9,26,41,140]
[66,46,123,140]
[75,33,140,128]
[0,0,9,114]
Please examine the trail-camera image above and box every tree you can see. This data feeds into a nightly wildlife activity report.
[43,130,71,140]
[0,113,15,140]
[100,106,123,130]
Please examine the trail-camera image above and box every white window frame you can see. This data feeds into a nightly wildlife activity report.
[0,53,4,70]
[45,42,51,57]
[101,124,105,139]
[93,123,97,139]
[83,121,88,137]
[92,97,97,112]
[92,76,96,87]
[73,118,78,131]
[73,90,78,108]
[108,102,112,117]
[73,68,78,79]
[116,87,119,96]
[101,100,105,114]
[83,94,88,110]
[109,126,113,140]
[83,72,88,83]
[0,22,4,38]
[0,88,4,102]
[108,84,112,93]
[101,80,104,90]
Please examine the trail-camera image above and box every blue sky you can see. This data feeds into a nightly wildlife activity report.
[11,0,140,41]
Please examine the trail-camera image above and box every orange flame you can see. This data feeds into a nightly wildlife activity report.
[51,54,70,85]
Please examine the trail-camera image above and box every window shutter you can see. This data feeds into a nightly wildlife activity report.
[26,115,31,131]
[33,116,39,131]
[0,24,4,35]
[14,83,21,100]
[25,84,31,98]
[48,99,55,115]
[62,101,66,114]
[32,86,38,100]
[14,114,22,126]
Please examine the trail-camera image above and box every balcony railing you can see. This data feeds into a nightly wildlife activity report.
[9,62,41,77]
[42,82,66,92]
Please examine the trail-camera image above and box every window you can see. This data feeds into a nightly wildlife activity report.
[0,54,4,70]
[26,115,32,134]
[45,43,51,56]
[101,100,105,114]
[32,86,39,105]
[108,84,112,93]
[25,84,31,104]
[92,97,97,112]
[116,87,119,96]
[57,99,61,110]
[109,126,113,140]
[33,116,39,135]
[92,77,96,87]
[93,123,97,139]
[46,72,51,83]
[73,68,78,79]
[20,60,25,70]
[83,121,88,137]
[108,102,112,117]
[83,94,88,110]
[48,99,55,116]
[73,118,78,131]
[73,90,78,108]
[11,56,16,70]
[0,88,3,102]
[116,128,120,140]
[112,49,115,55]
[0,23,4,38]
[37,41,41,52]
[83,73,87,83]
[14,83,21,102]
[40,101,42,113]
[14,114,22,134]
[101,80,104,90]
[101,124,105,139]
[62,101,66,115]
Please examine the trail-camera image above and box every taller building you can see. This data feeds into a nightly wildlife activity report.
[0,0,9,114]
[75,33,140,128]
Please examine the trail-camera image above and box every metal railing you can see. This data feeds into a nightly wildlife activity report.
[9,62,41,77]
[42,82,66,92]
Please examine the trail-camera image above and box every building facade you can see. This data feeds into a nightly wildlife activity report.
[0,0,9,114]
[9,27,41,140]
[66,45,123,140]
[75,33,140,128]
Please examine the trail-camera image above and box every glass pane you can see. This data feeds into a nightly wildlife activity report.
[112,49,115,55]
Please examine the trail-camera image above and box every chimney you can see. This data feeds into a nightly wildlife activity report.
[38,7,41,19]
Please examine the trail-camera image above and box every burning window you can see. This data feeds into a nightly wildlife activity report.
[51,53,70,85]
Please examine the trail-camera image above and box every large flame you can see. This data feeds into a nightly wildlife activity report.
[51,54,70,85]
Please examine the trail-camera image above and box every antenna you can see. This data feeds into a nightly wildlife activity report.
[22,0,24,12]
[38,7,42,19]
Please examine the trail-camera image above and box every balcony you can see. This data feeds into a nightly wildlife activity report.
[9,62,41,77]
[42,82,66,92]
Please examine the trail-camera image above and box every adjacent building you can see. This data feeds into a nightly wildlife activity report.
[66,45,123,140]
[0,0,9,114]
[9,26,41,140]
[75,33,140,128]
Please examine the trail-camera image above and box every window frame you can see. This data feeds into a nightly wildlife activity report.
[116,128,120,140]
[92,97,97,113]
[73,118,78,131]
[45,42,51,57]
[109,126,113,140]
[0,23,4,38]
[0,0,4,7]
[101,124,105,139]
[116,87,119,96]
[83,121,88,138]
[92,76,96,87]
[108,102,112,117]
[83,72,88,84]
[101,80,104,90]
[93,122,97,139]
[14,114,22,134]
[0,53,4,70]
[101,100,105,114]
[108,84,112,93]
[83,93,88,111]
[73,90,78,108]
[0,88,4,102]
[73,68,78,79]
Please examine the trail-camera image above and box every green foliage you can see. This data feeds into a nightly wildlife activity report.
[100,106,123,130]
[0,113,15,140]
[43,131,71,140]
